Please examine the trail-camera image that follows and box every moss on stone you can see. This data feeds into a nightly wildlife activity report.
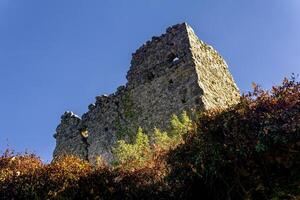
[115,119,126,140]
[122,92,135,119]
[115,118,137,143]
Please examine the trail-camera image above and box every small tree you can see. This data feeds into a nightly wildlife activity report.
[113,112,193,169]
[113,127,151,169]
[134,127,152,164]
[153,128,173,151]
[170,111,193,142]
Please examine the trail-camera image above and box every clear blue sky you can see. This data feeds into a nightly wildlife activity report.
[0,0,299,162]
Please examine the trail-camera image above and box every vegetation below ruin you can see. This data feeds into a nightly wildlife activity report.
[0,76,299,200]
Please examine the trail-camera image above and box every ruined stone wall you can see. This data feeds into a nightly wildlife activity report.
[186,26,240,109]
[53,112,88,160]
[53,23,240,163]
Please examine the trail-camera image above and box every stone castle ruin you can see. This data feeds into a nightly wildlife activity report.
[53,23,240,163]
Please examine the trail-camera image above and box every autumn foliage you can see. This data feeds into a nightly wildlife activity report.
[0,76,299,199]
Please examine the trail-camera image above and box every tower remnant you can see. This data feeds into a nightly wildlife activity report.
[53,23,240,163]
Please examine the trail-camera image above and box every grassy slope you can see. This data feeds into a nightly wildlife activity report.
[0,76,299,200]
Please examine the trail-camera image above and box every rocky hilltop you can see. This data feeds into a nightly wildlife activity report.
[53,23,240,163]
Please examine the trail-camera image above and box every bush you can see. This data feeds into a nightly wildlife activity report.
[112,127,152,169]
[112,112,194,170]
[0,76,299,199]
[170,111,193,138]
[167,76,300,199]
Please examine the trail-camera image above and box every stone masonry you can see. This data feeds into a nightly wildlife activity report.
[53,23,240,163]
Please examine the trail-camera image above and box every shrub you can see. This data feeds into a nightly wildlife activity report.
[112,112,194,170]
[152,128,173,151]
[166,76,300,199]
[170,111,193,139]
[112,127,152,169]
[0,76,299,199]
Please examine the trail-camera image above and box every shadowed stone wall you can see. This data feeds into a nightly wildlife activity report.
[53,23,240,163]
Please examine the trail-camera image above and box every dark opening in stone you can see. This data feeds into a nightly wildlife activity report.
[147,72,155,81]
[167,53,178,63]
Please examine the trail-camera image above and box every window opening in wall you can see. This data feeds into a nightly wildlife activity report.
[147,72,155,81]
[167,53,179,63]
